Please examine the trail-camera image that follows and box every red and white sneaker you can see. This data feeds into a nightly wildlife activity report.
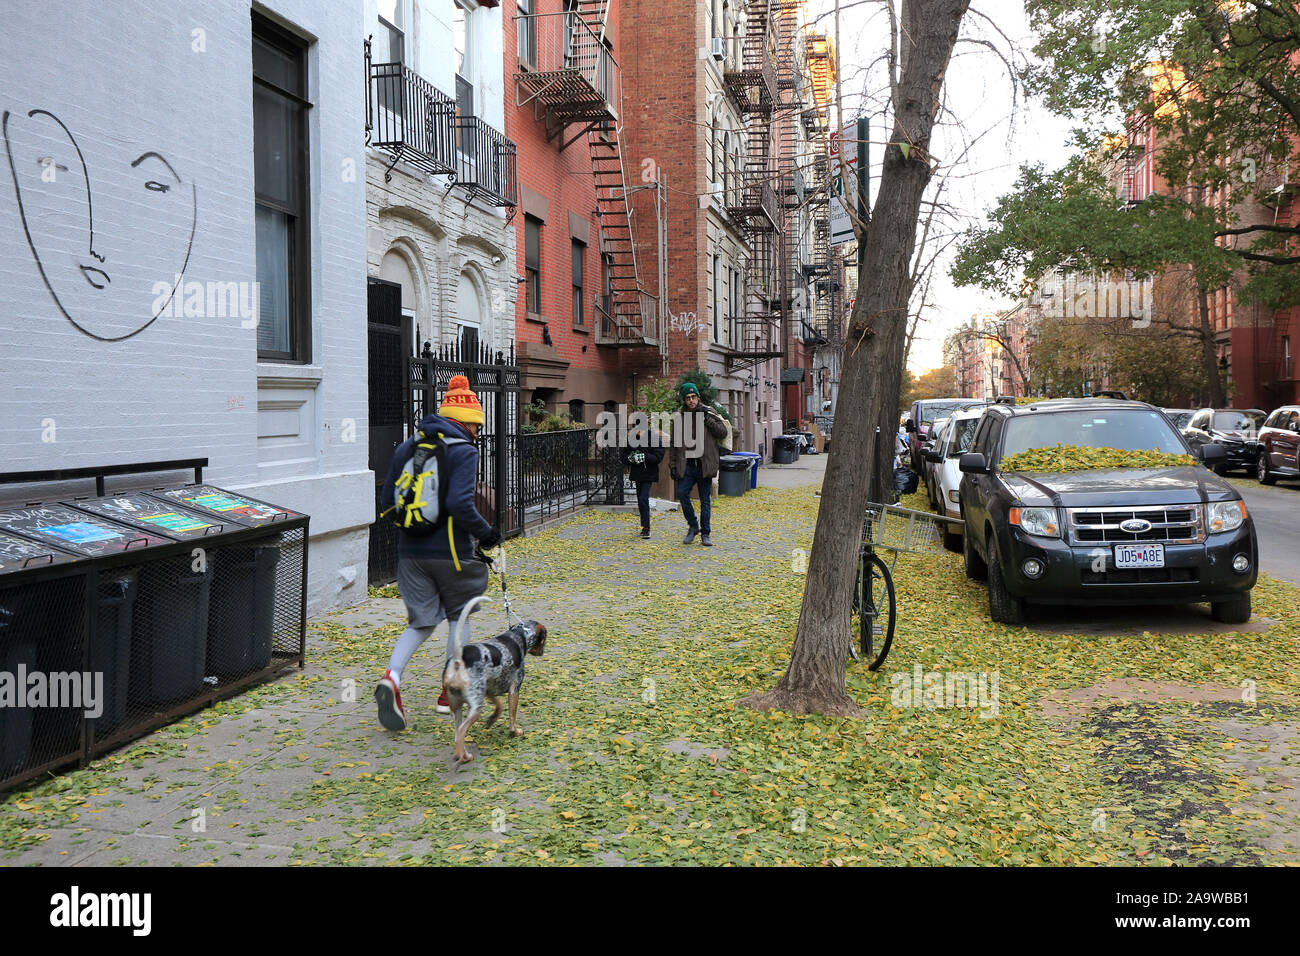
[375,671,406,731]
[436,685,451,715]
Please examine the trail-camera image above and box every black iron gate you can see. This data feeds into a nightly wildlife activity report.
[407,339,523,549]
[367,278,407,585]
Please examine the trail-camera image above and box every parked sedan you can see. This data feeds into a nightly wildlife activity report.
[920,417,951,493]
[925,406,986,550]
[1181,408,1265,475]
[1256,405,1300,484]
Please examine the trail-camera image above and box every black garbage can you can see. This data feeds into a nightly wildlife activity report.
[772,435,798,464]
[718,455,751,497]
[207,542,281,678]
[93,571,138,734]
[133,558,212,703]
[0,590,37,775]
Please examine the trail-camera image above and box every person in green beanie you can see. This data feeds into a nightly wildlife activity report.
[668,383,730,545]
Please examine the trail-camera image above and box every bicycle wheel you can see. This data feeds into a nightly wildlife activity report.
[859,551,896,671]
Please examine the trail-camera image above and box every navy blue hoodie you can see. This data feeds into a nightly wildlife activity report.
[379,413,494,566]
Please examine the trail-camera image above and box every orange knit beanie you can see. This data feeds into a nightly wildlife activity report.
[439,374,485,425]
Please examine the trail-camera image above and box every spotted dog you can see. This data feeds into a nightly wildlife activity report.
[443,596,547,764]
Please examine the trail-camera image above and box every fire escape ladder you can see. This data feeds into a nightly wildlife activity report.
[588,118,656,347]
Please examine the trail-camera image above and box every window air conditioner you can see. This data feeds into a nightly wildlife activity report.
[712,37,726,60]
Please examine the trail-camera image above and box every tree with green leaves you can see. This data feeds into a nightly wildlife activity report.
[952,0,1300,406]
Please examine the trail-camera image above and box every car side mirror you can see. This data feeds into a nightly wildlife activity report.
[926,449,942,463]
[1200,443,1227,464]
[904,419,917,433]
[959,452,989,475]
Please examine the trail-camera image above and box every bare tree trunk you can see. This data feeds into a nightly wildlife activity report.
[1197,286,1225,406]
[742,0,971,717]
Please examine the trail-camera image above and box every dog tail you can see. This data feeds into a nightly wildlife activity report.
[444,595,491,691]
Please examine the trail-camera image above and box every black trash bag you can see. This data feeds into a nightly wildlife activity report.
[894,466,918,495]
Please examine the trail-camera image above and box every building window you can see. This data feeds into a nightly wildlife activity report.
[569,399,585,425]
[453,1,474,116]
[517,0,535,66]
[712,254,721,342]
[599,252,613,333]
[377,0,404,64]
[1284,336,1293,379]
[571,239,585,326]
[253,13,310,363]
[525,215,542,316]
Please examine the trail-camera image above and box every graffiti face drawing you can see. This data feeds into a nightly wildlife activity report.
[3,109,197,341]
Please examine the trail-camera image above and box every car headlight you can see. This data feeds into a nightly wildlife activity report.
[1207,499,1246,533]
[1010,506,1061,538]
[947,489,960,504]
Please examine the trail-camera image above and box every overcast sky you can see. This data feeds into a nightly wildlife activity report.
[807,0,1078,373]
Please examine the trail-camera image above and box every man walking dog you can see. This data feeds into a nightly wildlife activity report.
[375,374,501,730]
[668,383,730,546]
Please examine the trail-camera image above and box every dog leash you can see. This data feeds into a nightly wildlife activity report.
[484,543,526,629]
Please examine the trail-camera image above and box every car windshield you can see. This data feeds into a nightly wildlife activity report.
[947,418,981,457]
[920,400,974,426]
[1213,410,1263,433]
[1165,411,1193,429]
[1001,409,1187,458]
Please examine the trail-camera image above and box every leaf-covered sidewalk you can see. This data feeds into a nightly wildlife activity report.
[3,468,1299,865]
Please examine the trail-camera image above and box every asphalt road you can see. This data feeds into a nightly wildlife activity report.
[1236,478,1300,586]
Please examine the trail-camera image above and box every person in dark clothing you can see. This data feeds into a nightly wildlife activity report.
[620,423,665,538]
[667,383,731,546]
[374,375,501,729]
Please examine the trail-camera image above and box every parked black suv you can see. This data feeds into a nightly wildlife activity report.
[958,398,1257,625]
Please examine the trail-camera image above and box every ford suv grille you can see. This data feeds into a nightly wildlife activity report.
[1067,505,1203,544]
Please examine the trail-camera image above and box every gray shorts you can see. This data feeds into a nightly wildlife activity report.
[396,557,490,629]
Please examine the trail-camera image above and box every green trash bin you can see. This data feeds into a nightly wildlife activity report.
[207,542,281,678]
[0,591,37,775]
[718,455,751,496]
[133,558,212,703]
[93,571,138,734]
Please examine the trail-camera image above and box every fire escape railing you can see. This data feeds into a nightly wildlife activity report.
[515,11,620,130]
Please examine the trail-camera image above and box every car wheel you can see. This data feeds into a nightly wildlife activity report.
[1212,463,1228,476]
[943,524,962,553]
[1210,591,1251,624]
[987,550,1026,625]
[1257,452,1276,486]
[963,518,987,581]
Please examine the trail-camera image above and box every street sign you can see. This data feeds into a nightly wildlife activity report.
[829,118,868,247]
[828,121,858,246]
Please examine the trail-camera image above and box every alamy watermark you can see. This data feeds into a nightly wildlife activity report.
[890,664,1000,718]
[594,406,707,458]
[0,666,104,718]
[151,276,259,328]
[1040,279,1152,328]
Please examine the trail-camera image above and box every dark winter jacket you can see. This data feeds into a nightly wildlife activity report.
[379,413,494,567]
[620,432,665,483]
[668,405,731,480]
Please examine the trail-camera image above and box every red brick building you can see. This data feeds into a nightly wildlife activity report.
[504,1,827,455]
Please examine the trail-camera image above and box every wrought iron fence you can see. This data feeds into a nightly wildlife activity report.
[453,115,518,209]
[365,42,457,177]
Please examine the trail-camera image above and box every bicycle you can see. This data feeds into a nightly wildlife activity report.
[852,502,964,671]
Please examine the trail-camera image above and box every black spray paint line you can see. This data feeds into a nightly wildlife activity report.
[3,108,197,342]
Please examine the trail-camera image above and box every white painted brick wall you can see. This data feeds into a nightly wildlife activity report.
[0,0,371,614]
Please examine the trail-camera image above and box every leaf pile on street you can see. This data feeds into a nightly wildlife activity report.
[1001,444,1197,473]
[1,483,1297,866]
